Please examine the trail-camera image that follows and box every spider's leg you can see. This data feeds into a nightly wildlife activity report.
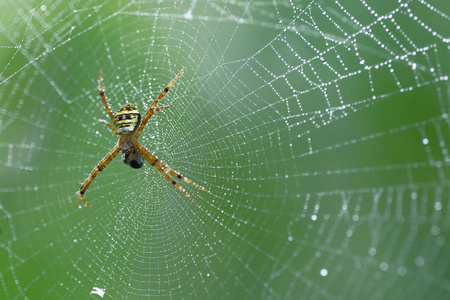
[152,105,170,117]
[135,141,209,193]
[163,165,210,193]
[134,142,209,205]
[99,70,116,124]
[78,145,120,209]
[136,69,184,138]
[99,119,119,137]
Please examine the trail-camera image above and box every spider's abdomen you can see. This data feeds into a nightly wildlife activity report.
[115,104,141,134]
[122,149,144,169]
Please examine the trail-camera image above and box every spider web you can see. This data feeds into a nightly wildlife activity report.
[0,0,449,299]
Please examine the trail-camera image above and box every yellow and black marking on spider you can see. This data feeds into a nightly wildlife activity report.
[78,69,210,209]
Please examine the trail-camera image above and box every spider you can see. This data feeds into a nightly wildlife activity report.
[78,69,209,209]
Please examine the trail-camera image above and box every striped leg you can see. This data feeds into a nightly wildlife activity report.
[134,142,209,204]
[99,70,116,124]
[78,145,121,209]
[136,69,185,138]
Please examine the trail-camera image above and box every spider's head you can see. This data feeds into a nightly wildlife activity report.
[115,104,141,135]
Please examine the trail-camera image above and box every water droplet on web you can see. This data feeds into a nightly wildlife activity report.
[379,262,388,271]
[415,256,425,267]
[184,11,193,20]
[434,202,442,211]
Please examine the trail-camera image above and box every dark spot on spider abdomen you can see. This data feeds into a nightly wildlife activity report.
[130,159,143,169]
[122,149,144,169]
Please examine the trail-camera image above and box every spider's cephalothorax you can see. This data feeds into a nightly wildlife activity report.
[115,104,141,134]
[77,69,210,209]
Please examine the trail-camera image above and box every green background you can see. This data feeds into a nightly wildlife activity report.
[1,0,449,299]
